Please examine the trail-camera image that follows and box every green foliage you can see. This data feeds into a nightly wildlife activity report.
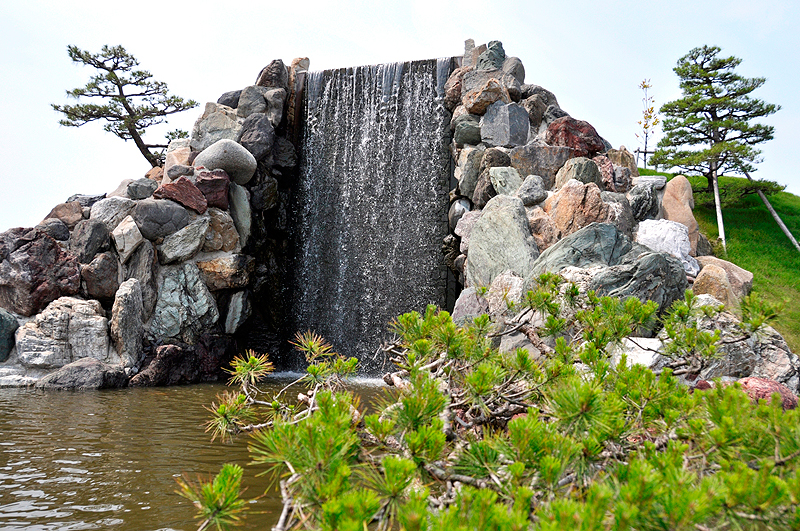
[175,463,248,531]
[636,78,660,169]
[651,45,780,186]
[52,44,197,167]
[226,350,274,390]
[693,176,785,207]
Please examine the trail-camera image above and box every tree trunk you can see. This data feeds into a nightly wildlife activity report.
[711,159,727,254]
[742,171,800,254]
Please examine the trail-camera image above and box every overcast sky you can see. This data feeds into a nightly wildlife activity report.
[1,0,797,232]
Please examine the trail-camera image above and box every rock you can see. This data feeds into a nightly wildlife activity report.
[610,337,662,369]
[42,201,83,229]
[443,234,460,275]
[236,85,269,117]
[692,264,738,309]
[502,56,525,84]
[486,270,525,315]
[90,196,136,232]
[738,377,797,410]
[157,217,210,265]
[111,215,144,263]
[461,68,520,108]
[225,290,251,334]
[554,157,603,190]
[256,59,289,90]
[499,331,540,360]
[543,105,570,126]
[195,169,231,210]
[194,139,257,186]
[635,219,700,276]
[601,192,636,240]
[480,147,511,173]
[530,223,687,313]
[509,140,573,190]
[129,333,236,387]
[696,233,715,257]
[229,183,251,247]
[444,66,471,111]
[166,164,195,183]
[463,77,508,115]
[592,155,616,192]
[273,137,297,168]
[132,198,190,241]
[153,176,208,214]
[520,84,560,107]
[526,207,559,251]
[0,228,81,316]
[108,178,134,198]
[237,112,275,161]
[190,102,243,152]
[613,166,633,194]
[472,172,497,209]
[263,88,286,128]
[661,175,700,255]
[36,218,70,241]
[69,219,109,264]
[164,143,192,181]
[476,40,506,70]
[454,210,483,254]
[203,208,240,253]
[452,286,489,324]
[453,114,482,145]
[0,308,18,362]
[455,145,485,198]
[196,254,255,291]
[67,193,106,208]
[462,39,485,69]
[489,167,523,196]
[449,199,471,232]
[606,147,639,178]
[15,297,109,369]
[127,178,159,200]
[520,94,547,133]
[217,89,241,108]
[149,263,219,343]
[544,180,609,238]
[35,358,127,390]
[635,174,667,190]
[516,175,548,207]
[627,183,660,221]
[124,241,158,319]
[81,252,119,303]
[466,195,539,288]
[696,256,752,299]
[145,166,164,182]
[110,278,144,371]
[544,116,605,158]
[480,101,530,147]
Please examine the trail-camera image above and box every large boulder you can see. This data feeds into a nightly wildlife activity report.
[606,147,639,178]
[255,59,289,90]
[466,195,540,288]
[509,140,573,189]
[544,180,610,238]
[237,86,285,128]
[0,228,81,316]
[153,176,208,214]
[475,40,506,71]
[111,215,144,263]
[516,175,548,207]
[692,264,739,309]
[194,139,257,186]
[129,333,236,387]
[80,251,119,303]
[738,377,798,410]
[454,210,483,254]
[526,207,560,252]
[110,278,144,371]
[627,183,660,222]
[34,357,127,390]
[195,170,231,210]
[203,208,240,253]
[132,198,190,241]
[42,201,83,229]
[217,90,241,108]
[36,218,70,242]
[696,256,753,299]
[157,217,210,265]
[455,145,485,199]
[502,56,525,84]
[601,192,636,241]
[15,297,109,369]
[229,183,252,247]
[554,157,604,190]
[444,66,471,111]
[127,178,159,200]
[544,116,605,158]
[237,112,276,161]
[123,241,158,319]
[149,263,219,344]
[196,254,255,291]
[661,175,700,255]
[190,102,243,152]
[453,114,482,145]
[90,196,136,232]
[486,270,525,315]
[452,286,490,324]
[635,219,700,276]
[69,218,110,264]
[0,308,18,362]
[463,77,508,115]
[489,167,524,196]
[480,101,529,147]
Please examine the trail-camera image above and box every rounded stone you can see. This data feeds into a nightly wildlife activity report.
[193,139,257,185]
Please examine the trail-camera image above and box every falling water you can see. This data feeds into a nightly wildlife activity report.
[292,58,454,373]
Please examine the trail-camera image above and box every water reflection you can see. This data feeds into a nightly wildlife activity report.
[0,377,384,530]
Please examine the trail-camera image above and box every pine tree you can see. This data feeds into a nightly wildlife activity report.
[52,45,197,168]
[650,45,780,252]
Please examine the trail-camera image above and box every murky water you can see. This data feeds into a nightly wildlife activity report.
[0,377,384,530]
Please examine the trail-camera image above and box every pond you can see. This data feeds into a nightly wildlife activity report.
[0,376,385,530]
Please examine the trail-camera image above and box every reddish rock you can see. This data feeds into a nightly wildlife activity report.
[444,65,472,111]
[463,78,509,115]
[544,180,609,237]
[195,170,230,210]
[545,116,606,158]
[153,176,208,214]
[42,201,84,229]
[0,228,81,316]
[592,155,616,192]
[739,377,798,410]
[527,207,559,251]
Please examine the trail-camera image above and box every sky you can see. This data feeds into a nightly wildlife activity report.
[1,0,798,232]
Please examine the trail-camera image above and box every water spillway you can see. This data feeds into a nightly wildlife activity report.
[291,58,455,372]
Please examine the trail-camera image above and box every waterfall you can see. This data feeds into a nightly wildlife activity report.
[292,58,454,373]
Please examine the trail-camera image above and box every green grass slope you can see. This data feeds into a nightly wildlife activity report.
[639,168,800,352]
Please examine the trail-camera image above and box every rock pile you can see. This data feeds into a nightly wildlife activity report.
[0,58,308,388]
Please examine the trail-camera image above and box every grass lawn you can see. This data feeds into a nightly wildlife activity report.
[638,168,800,352]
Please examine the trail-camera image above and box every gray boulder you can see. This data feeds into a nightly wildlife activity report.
[516,175,548,206]
[90,196,135,232]
[110,278,144,371]
[70,218,110,264]
[502,56,525,84]
[236,85,269,117]
[229,183,251,247]
[124,241,158,319]
[273,136,297,168]
[0,308,18,362]
[80,252,119,303]
[256,59,289,90]
[149,263,220,344]
[627,183,660,221]
[36,218,70,241]
[453,114,482,145]
[601,191,636,240]
[237,112,276,161]
[157,217,210,265]
[190,102,243,152]
[449,199,471,232]
[462,68,521,103]
[67,193,106,208]
[132,198,190,241]
[194,139,257,186]
[466,195,540,288]
[476,40,506,71]
[225,290,251,334]
[554,157,604,190]
[489,167,523,196]
[127,178,159,200]
[35,357,127,390]
[480,101,529,147]
[217,90,241,108]
[454,210,484,254]
[635,219,700,276]
[455,145,485,199]
[111,215,144,263]
[509,140,573,190]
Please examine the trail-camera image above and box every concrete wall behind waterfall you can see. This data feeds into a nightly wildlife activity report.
[292,58,454,372]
